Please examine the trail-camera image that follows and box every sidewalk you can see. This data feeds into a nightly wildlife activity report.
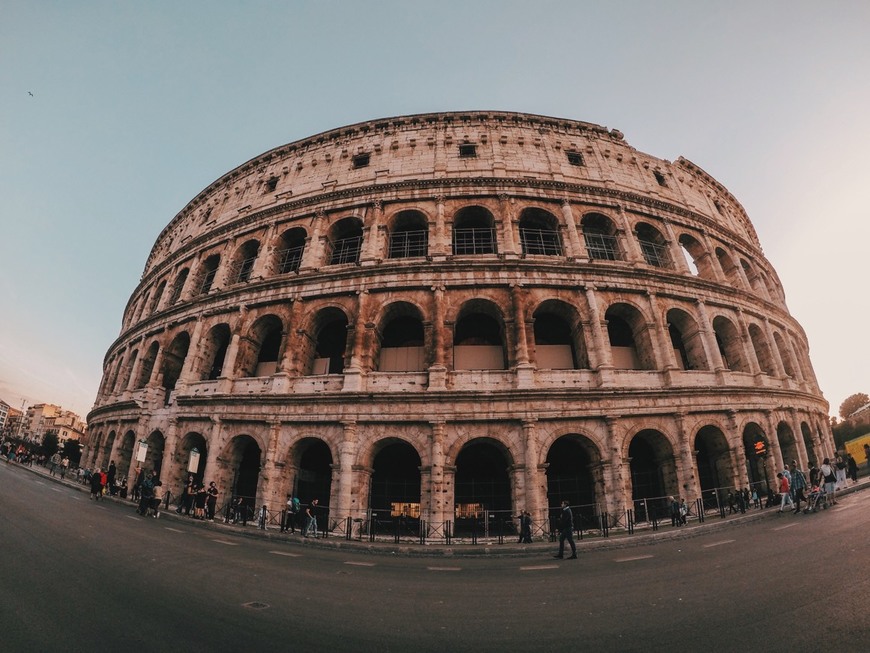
[16,460,870,558]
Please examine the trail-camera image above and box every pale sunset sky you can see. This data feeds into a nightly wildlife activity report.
[1,1,868,420]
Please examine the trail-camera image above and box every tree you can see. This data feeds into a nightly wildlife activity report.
[61,439,83,467]
[839,393,869,420]
[41,431,59,458]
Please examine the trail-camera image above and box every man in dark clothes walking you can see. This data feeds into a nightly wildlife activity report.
[554,500,577,559]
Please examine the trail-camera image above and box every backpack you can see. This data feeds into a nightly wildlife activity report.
[289,497,300,514]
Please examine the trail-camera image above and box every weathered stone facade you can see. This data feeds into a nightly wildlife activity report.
[86,111,832,531]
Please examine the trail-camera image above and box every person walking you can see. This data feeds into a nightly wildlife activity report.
[107,461,117,495]
[517,510,532,543]
[553,500,577,559]
[846,454,858,483]
[90,467,103,500]
[285,494,300,533]
[206,482,218,521]
[776,472,793,513]
[789,462,807,513]
[864,443,870,475]
[304,498,319,538]
[820,458,837,505]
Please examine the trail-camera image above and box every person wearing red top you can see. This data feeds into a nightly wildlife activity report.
[776,472,793,513]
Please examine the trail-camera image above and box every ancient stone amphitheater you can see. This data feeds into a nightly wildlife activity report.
[86,111,832,534]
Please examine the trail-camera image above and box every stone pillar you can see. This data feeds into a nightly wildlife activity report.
[159,418,179,486]
[498,194,518,256]
[512,284,533,388]
[603,416,630,517]
[583,287,613,378]
[616,205,643,264]
[521,419,545,524]
[432,195,449,257]
[764,411,785,475]
[734,310,762,377]
[422,421,449,528]
[695,300,725,373]
[300,210,325,271]
[559,199,584,259]
[428,285,448,390]
[360,200,384,264]
[673,413,699,503]
[789,410,809,468]
[125,339,145,392]
[250,224,277,279]
[698,231,726,283]
[660,219,690,274]
[177,316,206,387]
[343,289,369,391]
[646,292,674,372]
[204,417,227,492]
[259,420,284,509]
[763,318,787,378]
[335,421,360,521]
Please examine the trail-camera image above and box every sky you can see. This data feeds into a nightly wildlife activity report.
[1,1,868,421]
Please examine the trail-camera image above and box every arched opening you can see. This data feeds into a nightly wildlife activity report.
[666,308,708,371]
[328,217,363,265]
[773,332,796,378]
[228,239,260,284]
[605,304,655,370]
[635,222,672,268]
[388,210,428,259]
[237,315,284,377]
[695,426,732,509]
[777,422,799,467]
[293,438,333,521]
[801,423,817,465]
[142,430,165,478]
[123,349,138,390]
[311,309,349,374]
[175,432,208,489]
[454,439,513,534]
[545,435,598,526]
[197,254,221,295]
[369,440,422,529]
[741,259,769,299]
[678,233,716,279]
[453,206,496,255]
[275,227,306,274]
[453,303,506,370]
[149,280,167,314]
[533,310,580,369]
[136,342,159,388]
[225,435,262,514]
[748,323,776,375]
[168,268,189,305]
[200,323,231,381]
[715,247,743,289]
[160,332,191,403]
[742,423,771,492]
[712,316,748,372]
[519,207,562,256]
[115,430,136,487]
[377,305,426,372]
[581,212,621,261]
[628,429,677,521]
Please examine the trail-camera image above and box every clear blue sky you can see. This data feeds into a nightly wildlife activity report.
[1,1,868,420]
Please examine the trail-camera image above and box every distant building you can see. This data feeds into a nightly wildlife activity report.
[22,403,86,447]
[0,399,9,435]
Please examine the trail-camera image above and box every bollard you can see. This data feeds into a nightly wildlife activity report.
[445,520,452,545]
[696,498,705,523]
[346,516,352,541]
[419,519,426,545]
[627,509,634,535]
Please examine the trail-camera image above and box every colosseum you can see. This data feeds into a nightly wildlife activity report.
[86,110,833,535]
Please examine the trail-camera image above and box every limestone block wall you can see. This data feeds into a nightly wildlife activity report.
[87,111,831,533]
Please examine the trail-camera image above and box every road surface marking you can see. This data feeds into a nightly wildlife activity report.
[614,555,654,563]
[772,522,797,531]
[164,527,183,533]
[51,487,63,492]
[520,565,559,571]
[428,566,462,571]
[212,539,239,546]
[703,539,736,548]
[344,561,375,567]
[270,551,302,557]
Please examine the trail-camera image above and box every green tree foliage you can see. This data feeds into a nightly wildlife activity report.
[839,392,869,420]
[41,431,59,458]
[61,439,83,467]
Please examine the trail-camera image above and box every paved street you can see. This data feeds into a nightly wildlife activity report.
[1,461,868,652]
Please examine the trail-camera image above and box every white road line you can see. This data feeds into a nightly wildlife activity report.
[344,561,375,567]
[125,514,139,520]
[703,539,736,548]
[164,527,183,533]
[212,539,239,546]
[51,488,63,492]
[270,551,302,557]
[427,566,462,571]
[519,565,559,571]
[772,522,798,531]
[614,554,654,563]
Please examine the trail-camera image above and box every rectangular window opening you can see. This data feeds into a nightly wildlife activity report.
[352,153,371,169]
[566,151,584,166]
[458,143,477,158]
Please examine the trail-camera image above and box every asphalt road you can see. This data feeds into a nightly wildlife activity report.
[1,461,868,653]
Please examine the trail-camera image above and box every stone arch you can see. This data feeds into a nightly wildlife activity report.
[748,322,776,375]
[518,206,562,256]
[678,233,716,280]
[635,222,672,269]
[627,428,679,519]
[801,422,817,465]
[387,209,429,259]
[142,429,166,478]
[773,331,796,378]
[287,437,334,512]
[605,302,656,370]
[327,217,364,265]
[199,323,232,381]
[453,298,508,370]
[136,341,160,388]
[742,422,772,491]
[273,226,307,275]
[531,299,589,369]
[374,301,427,372]
[777,421,799,467]
[368,438,423,524]
[196,253,221,295]
[453,437,515,531]
[236,314,284,378]
[99,429,118,470]
[160,331,191,400]
[740,258,769,300]
[168,267,189,305]
[305,306,350,375]
[149,279,167,315]
[227,238,261,285]
[452,205,496,255]
[176,431,208,487]
[545,433,602,523]
[715,247,743,289]
[218,433,264,510]
[581,212,622,260]
[712,315,749,372]
[694,425,733,505]
[666,307,709,371]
